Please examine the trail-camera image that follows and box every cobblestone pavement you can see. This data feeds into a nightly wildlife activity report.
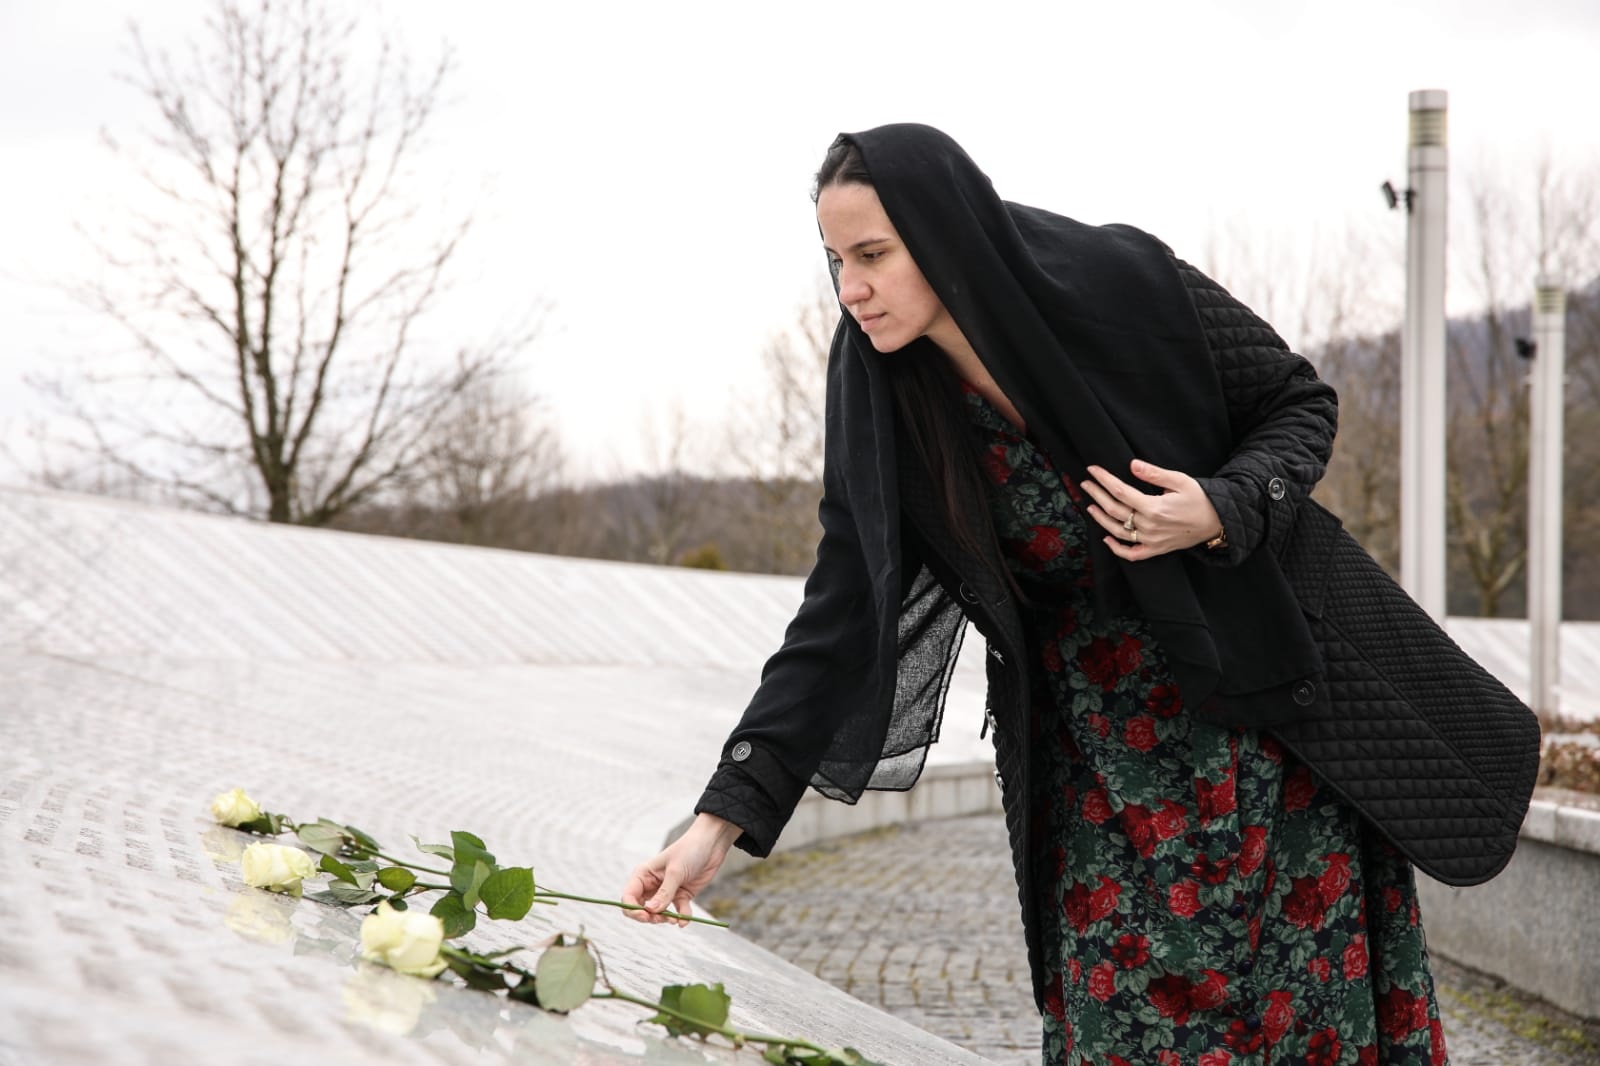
[706,814,1600,1066]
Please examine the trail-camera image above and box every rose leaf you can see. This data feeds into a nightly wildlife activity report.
[534,942,596,1013]
[430,892,477,938]
[480,867,535,921]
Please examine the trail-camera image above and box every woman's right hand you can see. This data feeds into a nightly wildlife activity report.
[621,812,744,927]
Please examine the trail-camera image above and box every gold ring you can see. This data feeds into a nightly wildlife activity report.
[1123,513,1136,532]
[1131,528,1140,544]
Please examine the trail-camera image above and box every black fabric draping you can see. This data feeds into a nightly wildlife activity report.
[697,122,1339,853]
[842,123,1323,719]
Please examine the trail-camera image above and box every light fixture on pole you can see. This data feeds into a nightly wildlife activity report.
[1397,89,1449,621]
[1527,277,1566,716]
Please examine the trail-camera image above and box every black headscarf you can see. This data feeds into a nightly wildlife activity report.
[826,123,1321,721]
[738,120,1332,818]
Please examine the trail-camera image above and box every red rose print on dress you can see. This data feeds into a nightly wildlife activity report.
[1020,525,1065,566]
[1282,874,1326,930]
[1195,770,1237,823]
[1088,960,1117,1001]
[1198,1050,1232,1066]
[1152,800,1188,841]
[1063,875,1120,932]
[1378,987,1429,1042]
[1225,1018,1265,1054]
[1112,932,1150,969]
[1157,1051,1181,1066]
[1169,879,1202,919]
[1190,853,1233,885]
[1123,803,1157,857]
[1342,934,1368,980]
[982,443,1012,484]
[1148,974,1197,1025]
[1306,1027,1342,1066]
[1124,801,1186,858]
[1191,969,1229,1011]
[1081,787,1114,824]
[1307,956,1331,982]
[1087,712,1111,738]
[1112,633,1143,674]
[1043,970,1065,1021]
[1429,1017,1448,1065]
[1317,852,1352,907]
[1124,715,1159,752]
[1238,825,1268,877]
[1089,874,1121,922]
[1284,765,1317,811]
[1080,637,1122,690]
[1261,989,1294,1043]
[1146,682,1183,718]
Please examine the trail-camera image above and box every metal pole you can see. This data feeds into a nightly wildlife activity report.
[1401,89,1449,620]
[1528,277,1567,715]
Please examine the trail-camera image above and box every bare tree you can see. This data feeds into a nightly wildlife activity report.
[726,275,836,574]
[619,404,713,566]
[32,0,527,525]
[1445,154,1600,615]
[415,375,564,547]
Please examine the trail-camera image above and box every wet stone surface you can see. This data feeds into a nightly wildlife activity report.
[707,813,1600,1066]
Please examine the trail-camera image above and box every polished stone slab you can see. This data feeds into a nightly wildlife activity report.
[0,486,995,1065]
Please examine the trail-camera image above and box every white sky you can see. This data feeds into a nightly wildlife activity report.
[3,0,1599,483]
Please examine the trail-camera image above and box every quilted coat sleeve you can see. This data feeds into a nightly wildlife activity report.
[1173,257,1339,565]
[692,451,880,858]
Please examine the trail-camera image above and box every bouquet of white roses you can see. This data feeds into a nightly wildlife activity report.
[212,788,879,1065]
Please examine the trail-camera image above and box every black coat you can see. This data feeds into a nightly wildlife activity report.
[696,124,1538,1014]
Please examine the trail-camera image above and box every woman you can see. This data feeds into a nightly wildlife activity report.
[624,124,1450,1065]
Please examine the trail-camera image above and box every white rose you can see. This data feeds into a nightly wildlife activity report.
[211,788,263,828]
[240,842,317,896]
[360,901,447,978]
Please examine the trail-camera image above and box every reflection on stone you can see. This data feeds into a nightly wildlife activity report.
[342,963,437,1037]
[200,825,247,865]
[223,891,296,946]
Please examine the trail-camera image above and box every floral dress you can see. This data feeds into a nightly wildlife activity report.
[960,384,1448,1066]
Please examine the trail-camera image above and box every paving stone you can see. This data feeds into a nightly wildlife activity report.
[706,813,1600,1066]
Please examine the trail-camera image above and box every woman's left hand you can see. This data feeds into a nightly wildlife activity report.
[1082,459,1223,561]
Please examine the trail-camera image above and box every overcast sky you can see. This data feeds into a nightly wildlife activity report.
[3,0,1599,483]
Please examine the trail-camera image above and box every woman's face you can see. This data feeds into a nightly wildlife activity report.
[816,182,960,356]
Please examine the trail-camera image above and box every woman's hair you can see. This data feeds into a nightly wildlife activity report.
[813,136,1022,606]
[812,136,872,201]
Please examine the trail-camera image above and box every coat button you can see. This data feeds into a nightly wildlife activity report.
[1245,1013,1262,1031]
[959,582,979,603]
[730,741,752,762]
[1291,680,1316,706]
[994,769,1005,790]
[1267,477,1287,501]
[1239,958,1254,976]
[1229,901,1246,919]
